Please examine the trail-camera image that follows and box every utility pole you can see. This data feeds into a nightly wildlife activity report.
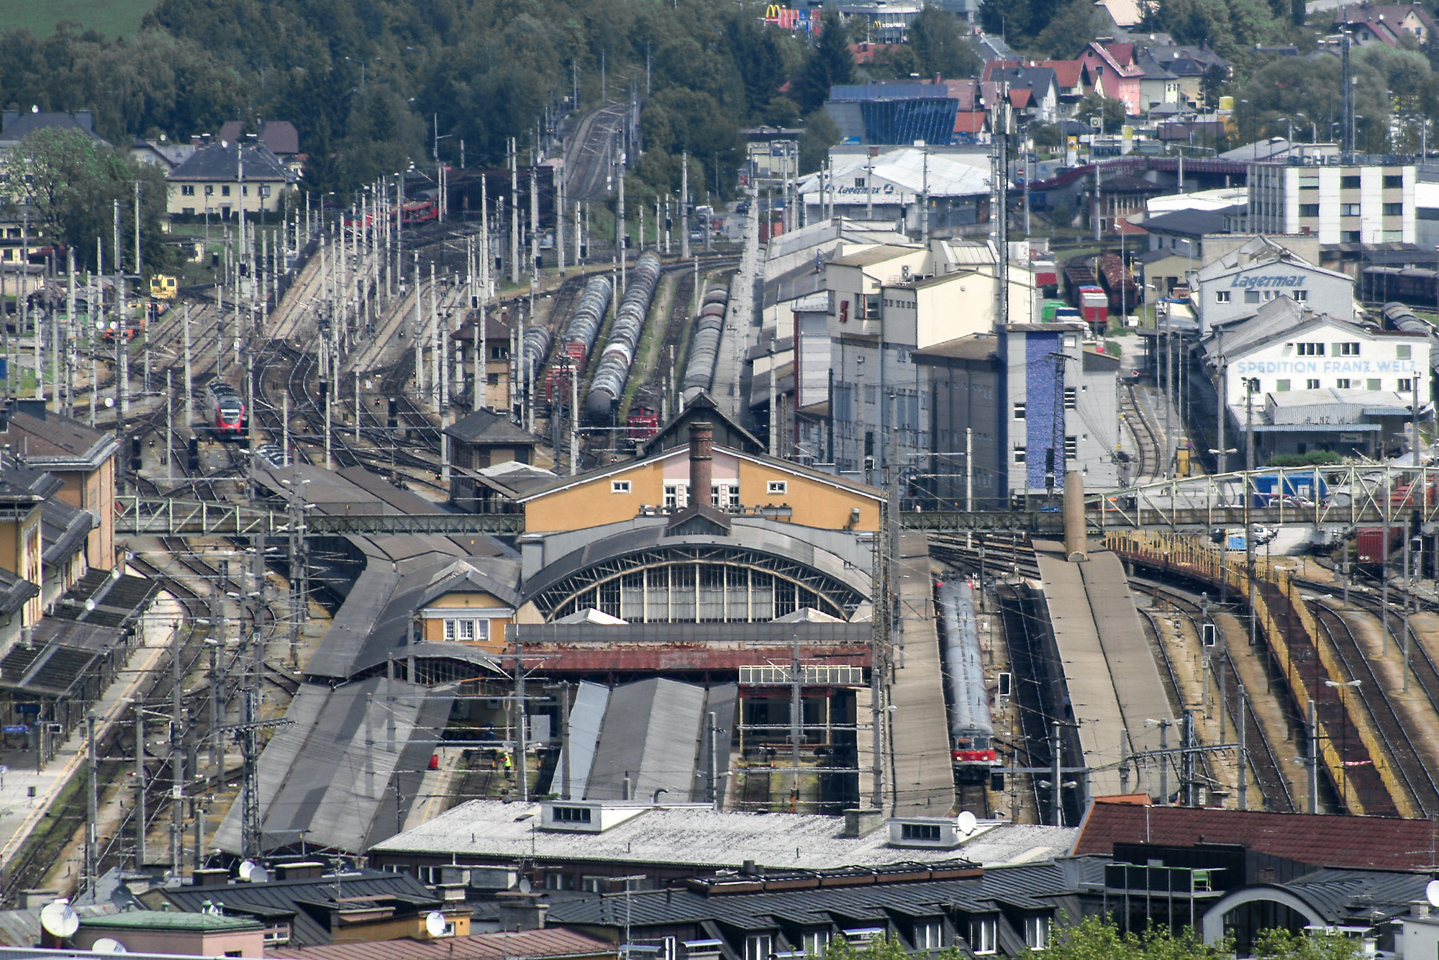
[85,715,98,891]
[510,138,521,287]
[114,200,129,424]
[514,635,529,803]
[681,152,690,260]
[134,709,147,868]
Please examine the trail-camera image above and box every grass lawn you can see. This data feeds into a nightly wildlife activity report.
[10,0,155,38]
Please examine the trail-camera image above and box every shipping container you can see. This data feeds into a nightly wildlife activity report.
[1356,527,1403,565]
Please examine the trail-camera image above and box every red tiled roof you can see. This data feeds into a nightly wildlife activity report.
[270,931,617,960]
[940,79,980,109]
[1042,59,1084,89]
[1104,41,1137,66]
[954,112,986,134]
[1008,88,1033,108]
[1074,799,1439,870]
[1112,217,1148,236]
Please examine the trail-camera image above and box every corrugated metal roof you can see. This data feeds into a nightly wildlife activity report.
[270,929,618,960]
[561,681,610,797]
[586,678,706,801]
[372,799,1076,872]
[212,678,454,855]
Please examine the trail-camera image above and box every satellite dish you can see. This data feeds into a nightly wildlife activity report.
[956,811,979,836]
[91,938,127,954]
[40,900,80,939]
[1426,879,1439,907]
[425,911,447,938]
[518,878,533,894]
[238,860,258,881]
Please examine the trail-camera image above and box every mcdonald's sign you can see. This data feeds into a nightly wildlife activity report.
[763,5,799,28]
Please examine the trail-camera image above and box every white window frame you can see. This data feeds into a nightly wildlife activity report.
[915,920,944,951]
[612,480,632,494]
[1216,290,1230,303]
[767,481,788,495]
[969,918,997,956]
[744,934,774,960]
[1014,402,1026,420]
[1025,916,1050,951]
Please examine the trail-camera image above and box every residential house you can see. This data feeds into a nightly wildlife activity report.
[982,64,1060,123]
[165,141,295,219]
[1134,43,1230,110]
[1333,3,1438,46]
[0,109,106,153]
[129,137,197,173]
[270,931,619,960]
[542,856,1084,959]
[1040,60,1086,118]
[1077,41,1146,115]
[219,119,300,159]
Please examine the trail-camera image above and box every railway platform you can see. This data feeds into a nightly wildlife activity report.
[0,595,182,881]
[885,532,957,816]
[1035,541,1173,806]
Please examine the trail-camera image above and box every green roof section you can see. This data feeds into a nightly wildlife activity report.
[82,910,262,932]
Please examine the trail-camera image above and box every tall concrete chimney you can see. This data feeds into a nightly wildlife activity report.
[689,421,713,508]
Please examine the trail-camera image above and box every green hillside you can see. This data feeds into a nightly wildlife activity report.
[7,0,155,38]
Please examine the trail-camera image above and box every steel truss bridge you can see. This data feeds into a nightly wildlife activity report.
[113,465,1439,538]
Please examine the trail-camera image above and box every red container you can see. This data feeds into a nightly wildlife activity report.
[1356,527,1400,564]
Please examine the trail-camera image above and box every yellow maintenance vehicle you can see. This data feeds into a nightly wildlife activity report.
[149,274,178,300]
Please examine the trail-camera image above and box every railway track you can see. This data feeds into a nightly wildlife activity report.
[1119,382,1160,482]
[993,582,1070,826]
[1307,598,1433,816]
[1130,576,1297,813]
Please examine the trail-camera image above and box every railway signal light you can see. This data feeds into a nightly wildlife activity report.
[387,397,398,429]
[1202,622,1217,646]
[187,437,200,471]
[130,436,143,472]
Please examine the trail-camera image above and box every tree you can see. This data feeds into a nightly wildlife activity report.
[794,7,857,114]
[1077,92,1127,134]
[798,110,840,174]
[1034,0,1104,58]
[909,5,982,79]
[0,127,170,273]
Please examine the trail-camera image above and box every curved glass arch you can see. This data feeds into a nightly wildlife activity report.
[532,545,867,623]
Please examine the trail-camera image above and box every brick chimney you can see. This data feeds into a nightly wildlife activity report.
[688,422,713,508]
